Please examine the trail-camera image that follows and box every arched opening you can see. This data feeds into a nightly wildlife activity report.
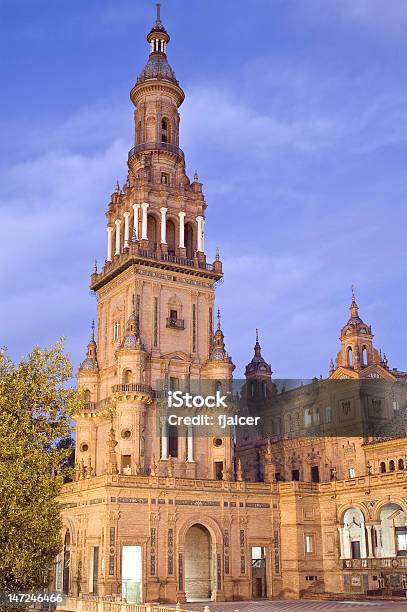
[168,425,178,458]
[342,507,366,559]
[379,503,406,557]
[380,461,387,473]
[161,117,169,143]
[185,524,213,601]
[147,215,157,249]
[123,369,132,384]
[304,408,312,428]
[389,460,396,472]
[362,346,368,366]
[63,530,71,594]
[185,223,194,259]
[347,346,353,367]
[166,219,176,255]
[84,389,91,403]
[398,458,405,470]
[136,120,142,144]
[146,116,155,142]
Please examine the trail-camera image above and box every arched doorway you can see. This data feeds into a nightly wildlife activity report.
[185,524,212,601]
[63,530,71,594]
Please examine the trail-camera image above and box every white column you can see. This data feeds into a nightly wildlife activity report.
[161,419,168,460]
[141,202,149,240]
[133,204,140,240]
[123,212,130,248]
[114,219,121,255]
[196,216,205,252]
[107,226,113,261]
[160,207,167,244]
[178,211,186,248]
[337,527,345,559]
[360,523,367,558]
[187,426,194,461]
[366,525,374,558]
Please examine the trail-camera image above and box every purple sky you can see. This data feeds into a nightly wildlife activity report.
[1,0,406,377]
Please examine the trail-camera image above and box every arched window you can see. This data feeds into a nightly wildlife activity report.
[398,458,405,470]
[185,223,194,259]
[168,425,178,458]
[312,408,320,426]
[161,118,169,143]
[123,370,132,384]
[84,389,91,403]
[362,346,368,366]
[380,461,386,473]
[262,380,267,399]
[147,215,157,247]
[166,219,176,255]
[347,347,353,367]
[389,460,395,472]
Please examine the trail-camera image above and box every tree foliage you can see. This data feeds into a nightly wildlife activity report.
[0,340,79,592]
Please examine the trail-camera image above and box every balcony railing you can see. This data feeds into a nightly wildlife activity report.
[112,383,153,395]
[166,317,185,330]
[128,141,185,159]
[343,557,407,569]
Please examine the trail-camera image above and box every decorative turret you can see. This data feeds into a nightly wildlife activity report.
[119,307,144,351]
[245,329,272,380]
[209,309,232,363]
[79,321,98,372]
[334,287,381,372]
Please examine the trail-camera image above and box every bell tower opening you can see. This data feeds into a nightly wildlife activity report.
[185,524,213,601]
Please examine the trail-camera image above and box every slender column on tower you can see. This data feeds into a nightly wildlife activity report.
[196,216,205,252]
[141,202,149,240]
[160,207,167,244]
[161,418,168,460]
[123,212,130,248]
[132,204,140,240]
[186,425,194,461]
[178,211,186,248]
[106,226,113,261]
[114,219,121,255]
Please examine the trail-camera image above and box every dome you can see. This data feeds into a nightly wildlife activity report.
[137,53,178,85]
[245,330,272,379]
[121,333,144,350]
[80,356,98,372]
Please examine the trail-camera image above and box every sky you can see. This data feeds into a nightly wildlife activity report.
[0,0,406,378]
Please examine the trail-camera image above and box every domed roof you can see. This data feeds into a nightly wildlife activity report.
[79,322,99,372]
[80,355,98,371]
[245,330,272,379]
[137,53,178,85]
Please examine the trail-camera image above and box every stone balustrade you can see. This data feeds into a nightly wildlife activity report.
[57,596,193,612]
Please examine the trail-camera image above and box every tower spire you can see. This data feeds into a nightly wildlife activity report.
[217,307,221,330]
[350,285,359,318]
[91,320,95,342]
[156,3,161,22]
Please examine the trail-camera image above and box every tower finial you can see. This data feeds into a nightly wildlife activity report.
[256,328,259,344]
[156,3,161,22]
[352,284,356,302]
[93,258,97,274]
[215,246,220,261]
[91,320,95,342]
[217,307,221,330]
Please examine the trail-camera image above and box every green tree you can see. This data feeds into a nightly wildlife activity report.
[0,340,79,592]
